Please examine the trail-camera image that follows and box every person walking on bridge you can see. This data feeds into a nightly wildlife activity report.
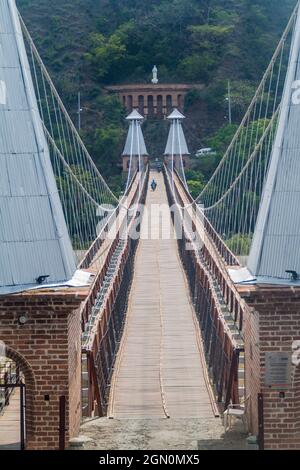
[151,179,157,191]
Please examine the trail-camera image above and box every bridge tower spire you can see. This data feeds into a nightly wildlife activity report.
[122,109,148,172]
[0,0,76,294]
[164,108,190,176]
[247,2,300,282]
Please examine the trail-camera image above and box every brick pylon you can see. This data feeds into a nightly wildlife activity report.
[239,284,300,450]
[0,289,86,450]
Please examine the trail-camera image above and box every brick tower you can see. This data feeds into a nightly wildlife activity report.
[0,0,84,449]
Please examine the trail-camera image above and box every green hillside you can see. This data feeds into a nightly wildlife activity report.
[18,0,296,187]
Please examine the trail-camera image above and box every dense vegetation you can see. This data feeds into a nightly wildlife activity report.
[18,0,296,193]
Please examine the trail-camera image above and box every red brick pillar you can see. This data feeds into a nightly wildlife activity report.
[239,285,300,449]
[0,290,85,450]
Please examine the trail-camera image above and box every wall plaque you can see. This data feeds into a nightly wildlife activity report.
[264,352,292,389]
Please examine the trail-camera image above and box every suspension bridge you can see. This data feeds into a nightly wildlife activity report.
[1,0,300,451]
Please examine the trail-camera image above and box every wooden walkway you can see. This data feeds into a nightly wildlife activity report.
[108,172,218,419]
[0,389,20,450]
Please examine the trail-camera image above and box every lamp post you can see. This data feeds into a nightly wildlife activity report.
[225,80,232,125]
[77,92,83,131]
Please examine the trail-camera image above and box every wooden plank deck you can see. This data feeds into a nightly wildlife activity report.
[108,172,218,419]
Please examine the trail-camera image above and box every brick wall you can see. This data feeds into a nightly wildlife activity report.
[242,300,261,435]
[0,289,85,450]
[239,285,300,449]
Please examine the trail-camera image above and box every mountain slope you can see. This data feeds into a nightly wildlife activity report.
[17,0,297,183]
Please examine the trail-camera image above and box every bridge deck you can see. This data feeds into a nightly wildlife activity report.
[108,172,217,419]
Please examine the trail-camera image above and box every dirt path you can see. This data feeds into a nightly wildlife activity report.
[80,417,247,450]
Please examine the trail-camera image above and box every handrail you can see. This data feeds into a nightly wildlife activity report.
[80,169,147,331]
[78,170,139,270]
[173,168,240,266]
[170,167,245,336]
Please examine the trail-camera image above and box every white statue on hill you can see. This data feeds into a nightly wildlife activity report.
[152,65,158,84]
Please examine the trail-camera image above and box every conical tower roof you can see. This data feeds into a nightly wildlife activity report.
[0,0,76,294]
[126,109,144,121]
[167,108,185,120]
[164,109,190,156]
[122,110,148,156]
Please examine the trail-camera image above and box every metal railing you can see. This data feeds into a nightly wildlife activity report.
[164,167,244,407]
[82,169,149,416]
[0,361,21,412]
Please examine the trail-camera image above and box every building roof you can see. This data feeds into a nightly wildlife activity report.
[164,110,190,156]
[0,0,76,295]
[247,9,300,282]
[122,112,148,156]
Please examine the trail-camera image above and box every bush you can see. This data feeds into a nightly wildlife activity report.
[184,89,202,108]
[226,234,252,256]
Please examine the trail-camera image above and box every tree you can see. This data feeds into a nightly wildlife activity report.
[85,32,127,80]
[55,165,109,248]
[230,81,257,118]
[178,24,233,82]
[185,170,205,198]
[96,94,125,125]
[205,123,239,155]
[93,125,125,176]
[18,0,295,183]
[188,180,205,199]
[226,233,252,256]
